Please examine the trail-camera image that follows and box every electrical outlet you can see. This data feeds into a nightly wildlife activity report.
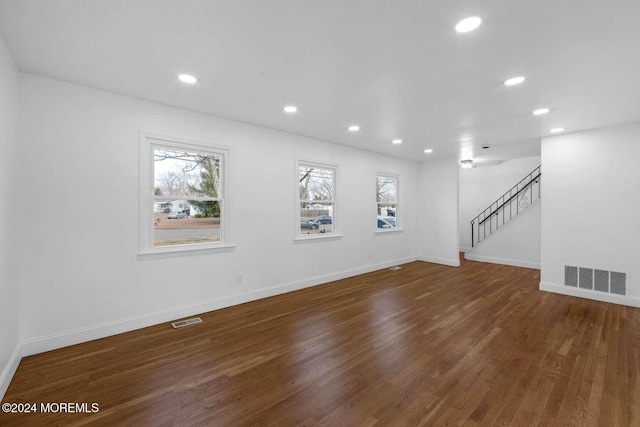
[236,273,242,283]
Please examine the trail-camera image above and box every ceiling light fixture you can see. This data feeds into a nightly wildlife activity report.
[348,125,360,132]
[283,106,298,113]
[460,159,475,169]
[424,149,433,153]
[178,74,197,84]
[533,108,551,115]
[392,139,402,144]
[455,17,482,33]
[550,127,565,133]
[504,76,525,86]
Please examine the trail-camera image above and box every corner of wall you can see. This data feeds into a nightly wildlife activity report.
[417,255,460,267]
[0,344,21,400]
[540,122,640,308]
[0,28,22,402]
[416,157,461,267]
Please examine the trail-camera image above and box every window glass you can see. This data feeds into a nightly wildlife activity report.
[153,149,222,247]
[298,164,336,236]
[377,175,398,229]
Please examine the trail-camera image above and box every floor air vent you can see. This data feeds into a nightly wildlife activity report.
[564,265,626,296]
[171,317,203,329]
[389,266,402,271]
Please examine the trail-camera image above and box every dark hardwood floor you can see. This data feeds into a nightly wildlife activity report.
[2,258,639,426]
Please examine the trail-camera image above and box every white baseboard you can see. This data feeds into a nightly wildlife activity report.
[417,255,460,267]
[459,246,473,253]
[539,281,640,308]
[20,256,417,358]
[0,344,22,400]
[464,253,540,270]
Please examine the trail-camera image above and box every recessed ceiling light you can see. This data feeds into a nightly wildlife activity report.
[455,17,482,33]
[283,106,298,113]
[424,149,433,153]
[550,127,565,133]
[348,125,360,132]
[392,139,402,144]
[504,76,525,86]
[178,74,197,84]
[533,108,551,115]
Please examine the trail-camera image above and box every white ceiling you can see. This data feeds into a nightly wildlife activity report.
[1,0,640,163]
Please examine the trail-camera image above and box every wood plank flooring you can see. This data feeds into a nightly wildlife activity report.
[2,258,639,426]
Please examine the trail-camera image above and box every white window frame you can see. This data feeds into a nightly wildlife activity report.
[375,172,402,234]
[138,132,234,256]
[295,159,342,241]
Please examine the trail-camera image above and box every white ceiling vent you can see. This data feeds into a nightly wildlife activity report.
[171,317,203,329]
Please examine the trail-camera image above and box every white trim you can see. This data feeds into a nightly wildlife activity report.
[19,256,417,358]
[417,255,461,267]
[376,172,400,230]
[376,170,402,179]
[539,281,640,308]
[153,196,221,202]
[459,246,473,253]
[0,344,22,400]
[296,158,339,239]
[294,233,344,243]
[464,253,540,270]
[296,158,341,171]
[374,228,404,235]
[139,132,231,255]
[138,243,236,258]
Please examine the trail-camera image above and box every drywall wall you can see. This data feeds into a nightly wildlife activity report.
[465,201,540,269]
[416,158,460,266]
[459,156,541,251]
[540,122,640,307]
[17,74,419,353]
[0,34,20,397]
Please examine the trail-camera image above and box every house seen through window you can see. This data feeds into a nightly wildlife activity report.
[152,147,223,247]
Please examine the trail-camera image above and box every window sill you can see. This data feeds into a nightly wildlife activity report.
[138,243,236,259]
[374,228,404,235]
[294,233,344,243]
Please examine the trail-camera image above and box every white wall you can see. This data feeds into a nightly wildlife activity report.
[540,122,640,307]
[17,74,419,354]
[0,34,20,397]
[459,156,541,251]
[416,158,460,266]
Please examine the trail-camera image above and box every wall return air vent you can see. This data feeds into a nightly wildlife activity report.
[171,317,203,329]
[564,265,626,296]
